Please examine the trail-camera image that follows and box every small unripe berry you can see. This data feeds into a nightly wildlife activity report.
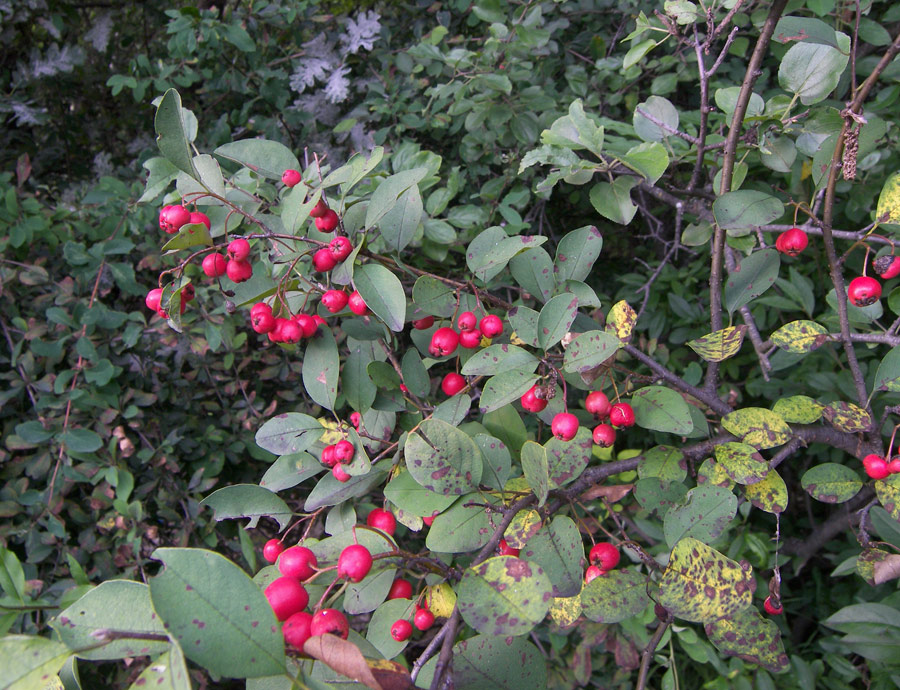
[551,412,579,441]
[391,619,413,641]
[227,238,251,262]
[441,372,466,396]
[479,314,503,338]
[315,209,340,232]
[337,544,373,582]
[282,169,301,187]
[201,253,227,278]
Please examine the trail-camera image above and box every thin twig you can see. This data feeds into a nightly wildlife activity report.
[636,620,670,690]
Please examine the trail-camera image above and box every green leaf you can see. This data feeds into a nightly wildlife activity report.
[365,168,428,230]
[744,470,789,514]
[508,306,539,347]
[400,349,429,398]
[774,16,842,48]
[254,413,322,455]
[623,38,657,71]
[412,275,456,317]
[589,177,638,225]
[479,368,539,413]
[139,157,180,203]
[635,478,689,517]
[553,225,603,283]
[461,344,538,376]
[771,320,829,353]
[378,185,423,253]
[521,441,550,506]
[365,598,417,659]
[383,469,456,517]
[0,635,70,690]
[213,140,299,180]
[304,470,389,512]
[801,463,863,503]
[473,434,512,491]
[510,247,555,302]
[279,184,315,235]
[537,293,579,350]
[714,442,770,485]
[633,96,679,142]
[425,493,504,553]
[622,141,669,184]
[200,484,292,531]
[522,516,584,597]
[458,556,552,636]
[222,23,255,51]
[873,343,900,392]
[148,548,285,678]
[0,547,26,602]
[686,326,748,362]
[663,485,737,547]
[562,330,621,374]
[405,419,483,495]
[721,407,792,449]
[714,191,784,231]
[581,568,651,623]
[778,34,850,105]
[658,538,755,623]
[51,581,169,660]
[724,248,781,314]
[154,89,198,180]
[544,426,593,487]
[705,609,790,673]
[259,453,321,493]
[631,387,693,435]
[354,263,407,333]
[127,647,191,690]
[466,227,548,283]
[639,446,687,484]
[448,634,547,690]
[344,349,378,413]
[302,328,339,410]
[58,428,103,453]
[342,568,395,616]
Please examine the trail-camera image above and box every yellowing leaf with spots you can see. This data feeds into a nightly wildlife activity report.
[658,537,755,623]
[457,556,552,636]
[581,568,651,623]
[549,594,583,627]
[856,547,891,586]
[772,395,823,424]
[686,326,747,362]
[801,463,862,503]
[875,473,900,521]
[876,170,900,224]
[425,582,457,618]
[822,401,873,433]
[714,442,769,485]
[721,407,791,449]
[744,469,789,513]
[705,609,790,673]
[771,320,829,353]
[605,300,637,343]
[697,457,735,490]
[504,509,543,548]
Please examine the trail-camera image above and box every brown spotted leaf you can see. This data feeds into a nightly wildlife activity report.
[743,470,789,514]
[369,659,415,690]
[405,419,483,495]
[801,463,863,503]
[634,478,688,517]
[549,594,583,628]
[457,556,553,636]
[822,401,874,433]
[450,634,548,690]
[704,608,790,673]
[772,395,824,424]
[770,320,829,353]
[686,326,748,362]
[521,441,550,507]
[544,427,592,487]
[856,547,891,586]
[658,537,755,623]
[713,442,769,485]
[304,634,384,690]
[721,408,791,450]
[639,445,687,484]
[521,516,585,597]
[562,330,622,374]
[663,485,737,547]
[697,458,735,490]
[581,568,650,623]
[503,509,543,548]
[875,473,900,520]
[605,300,637,343]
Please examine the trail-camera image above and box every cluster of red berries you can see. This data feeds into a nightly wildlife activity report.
[320,438,356,483]
[584,542,620,584]
[249,302,325,343]
[321,289,368,316]
[861,453,900,480]
[281,169,340,232]
[390,603,435,642]
[145,284,194,319]
[159,205,210,235]
[518,386,635,444]
[428,312,502,357]
[313,236,354,272]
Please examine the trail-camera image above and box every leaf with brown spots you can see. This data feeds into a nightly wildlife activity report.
[697,458,735,490]
[0,635,70,690]
[658,537,755,623]
[687,326,748,362]
[856,547,891,586]
[521,441,550,506]
[127,647,191,690]
[581,568,650,623]
[634,477,688,517]
[405,419,483,495]
[503,509,543,548]
[801,463,862,504]
[743,469,789,514]
[450,634,548,690]
[639,445,687,484]
[714,442,769,485]
[537,293,579,350]
[770,320,829,353]
[705,608,790,673]
[544,427,592,488]
[772,395,823,424]
[875,473,900,520]
[821,400,874,433]
[521,516,585,597]
[721,408,791,450]
[563,330,621,374]
[662,485,737,547]
[605,300,637,343]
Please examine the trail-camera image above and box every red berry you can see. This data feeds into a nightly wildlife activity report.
[283,611,313,650]
[279,546,318,581]
[282,169,302,187]
[263,539,284,564]
[226,259,253,283]
[309,198,328,218]
[280,319,303,344]
[863,454,890,480]
[589,542,620,570]
[391,619,413,641]
[584,565,603,584]
[159,205,191,233]
[312,314,326,328]
[321,445,338,467]
[268,317,291,343]
[498,539,519,557]
[350,412,361,430]
[189,211,210,230]
[333,439,356,463]
[609,402,635,428]
[264,577,309,621]
[332,463,351,482]
[551,412,579,441]
[592,423,616,447]
[774,227,808,257]
[315,209,340,232]
[459,329,483,349]
[413,608,435,631]
[876,255,900,280]
[313,247,338,272]
[295,313,318,339]
[441,372,466,396]
[251,302,272,317]
[252,311,276,334]
[585,391,611,420]
[848,276,882,307]
[309,608,348,639]
[329,236,353,262]
[367,508,397,536]
[145,288,163,313]
[412,315,435,330]
[520,385,548,413]
[387,578,413,600]
[422,511,438,526]
[429,327,459,357]
[889,457,900,474]
[457,311,477,331]
[337,544,373,582]
[202,253,227,278]
[348,291,369,316]
[321,290,349,314]
[479,314,503,338]
[763,596,783,615]
[227,238,251,262]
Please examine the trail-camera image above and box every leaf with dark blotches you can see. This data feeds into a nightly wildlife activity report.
[658,537,755,623]
[503,509,542,548]
[605,300,636,343]
[457,556,552,636]
[581,568,650,623]
[697,458,735,490]
[521,516,585,597]
[634,477,688,517]
[562,330,621,374]
[721,408,791,450]
[663,485,737,547]
[743,470,789,514]
[405,419,483,495]
[772,395,823,424]
[451,634,547,690]
[821,400,873,432]
[770,320,829,353]
[714,442,769,485]
[639,445,687,484]
[0,635,70,690]
[687,326,748,362]
[705,608,790,673]
[875,472,900,520]
[801,463,862,504]
[544,426,592,487]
